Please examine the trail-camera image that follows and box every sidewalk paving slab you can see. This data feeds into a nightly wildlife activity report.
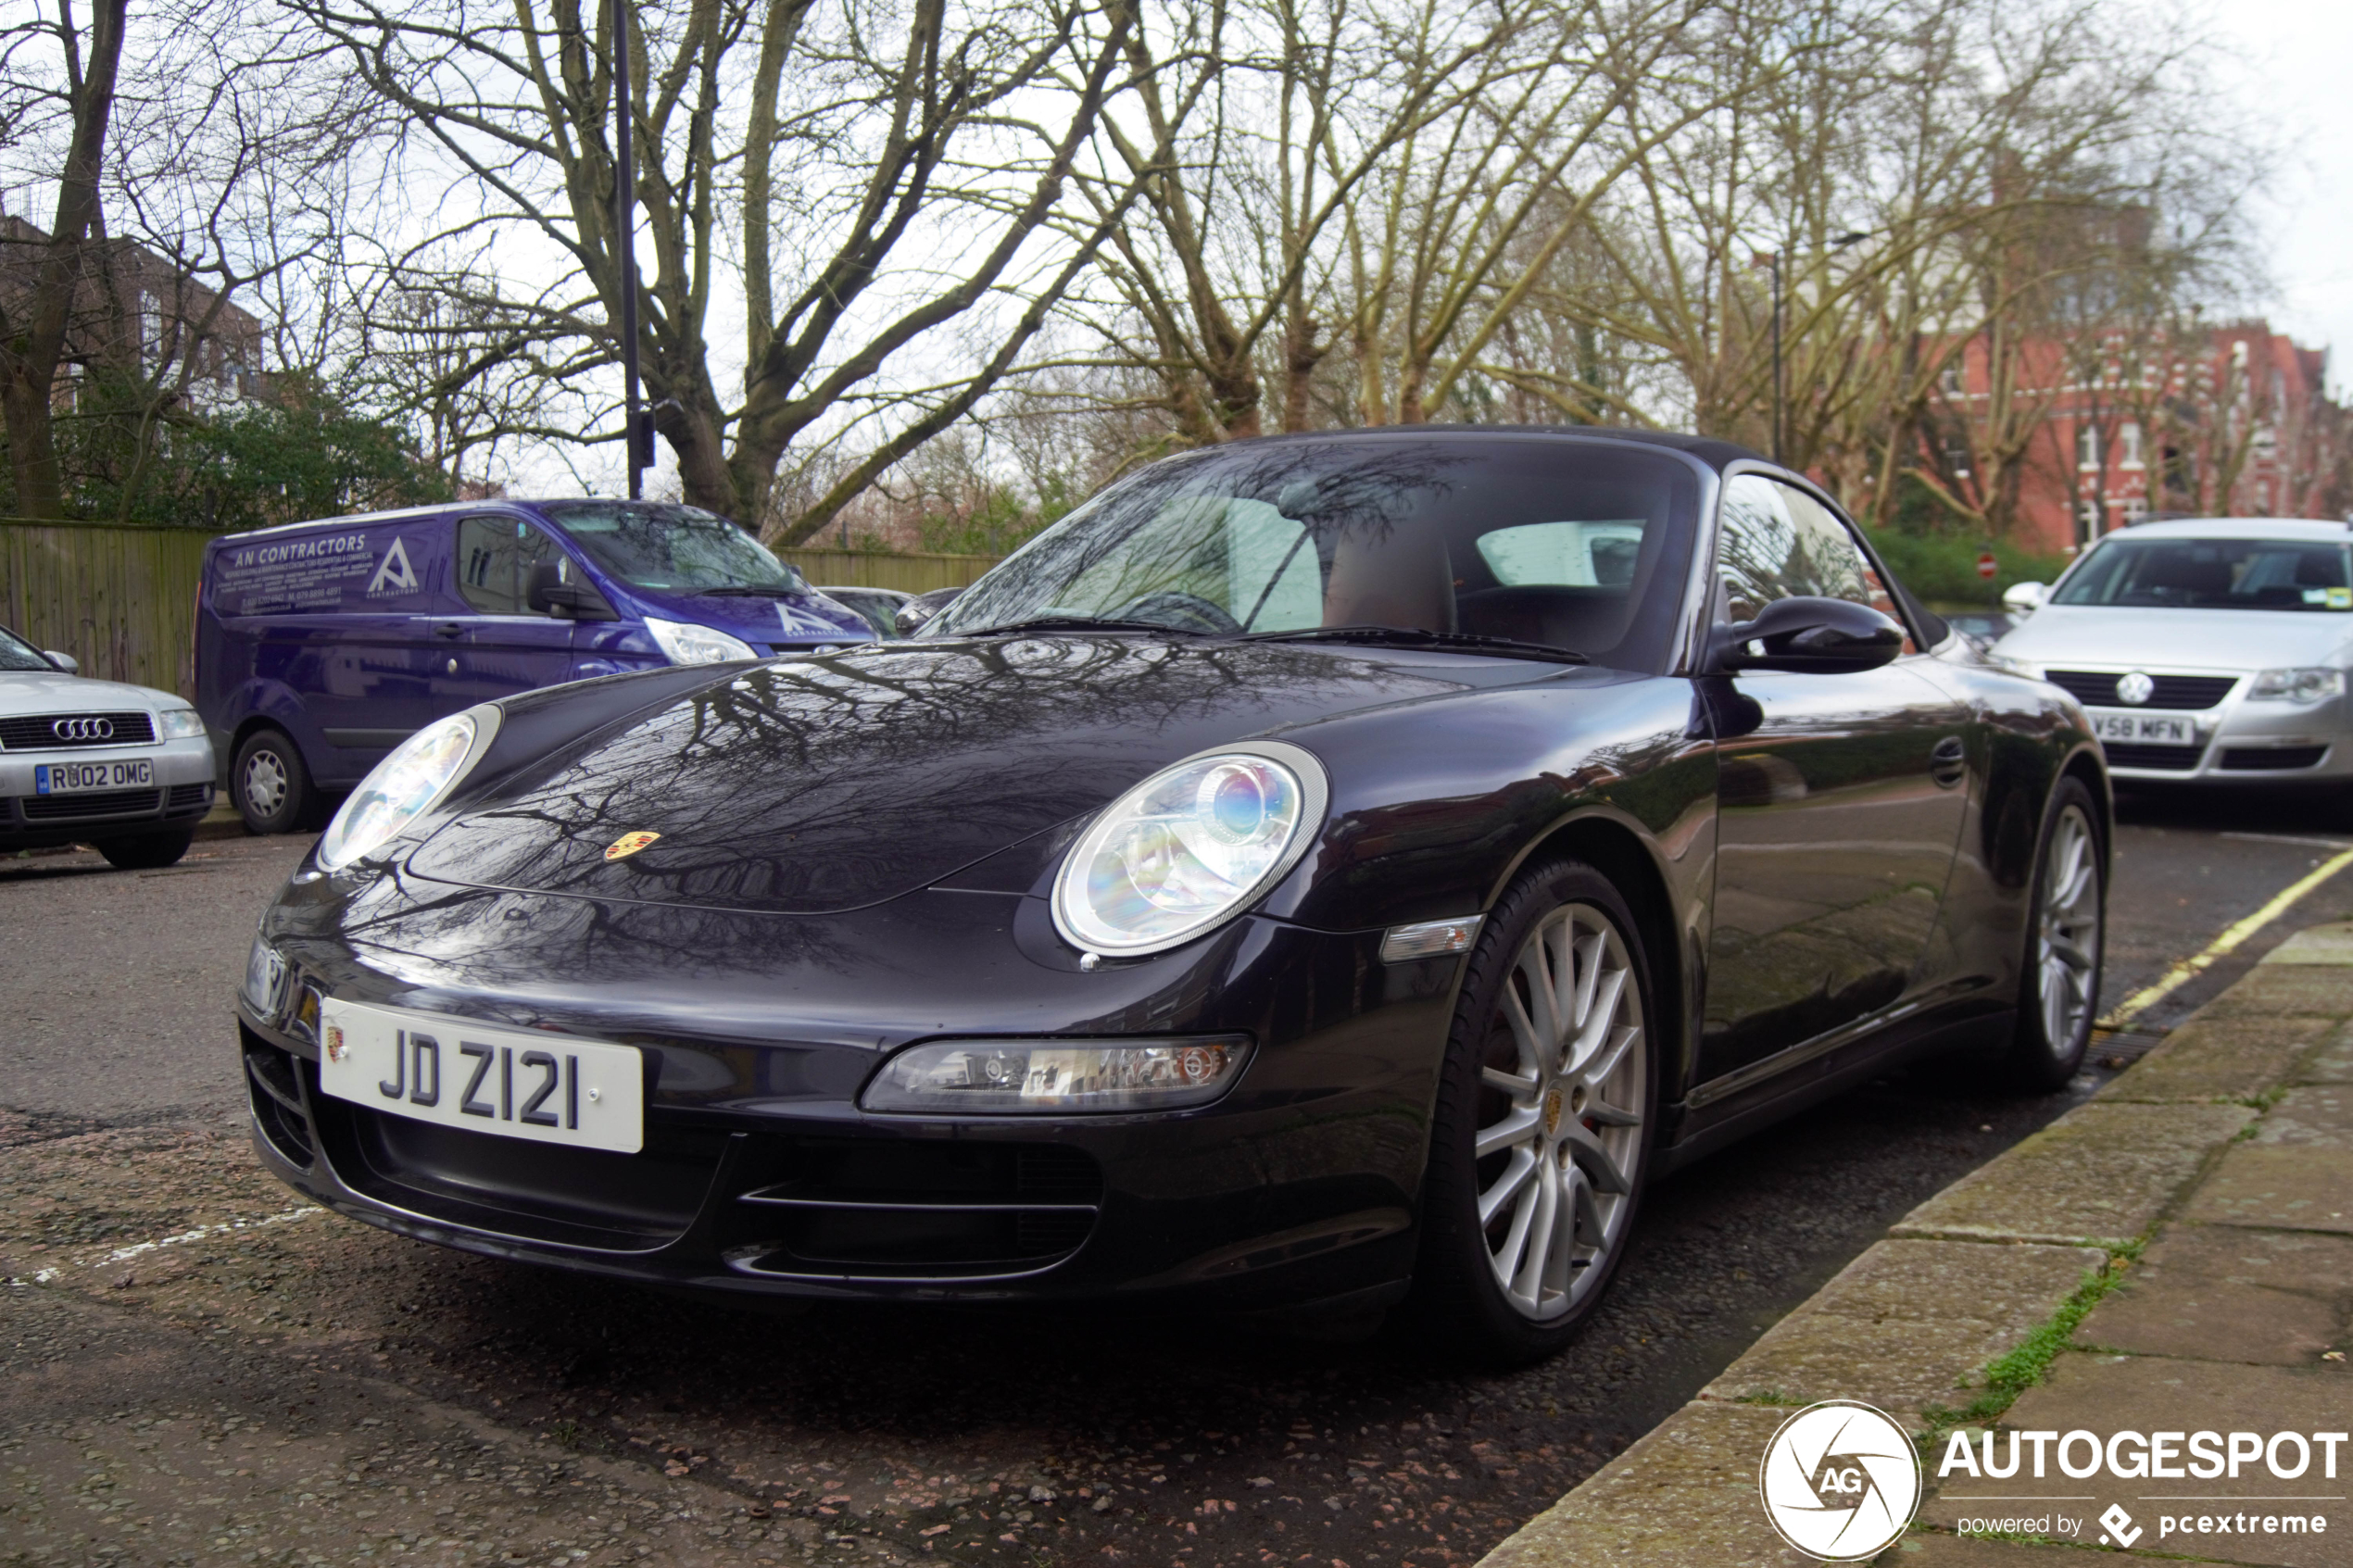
[1891,1101,2252,1248]
[1701,1239,2106,1425]
[2070,1224,2353,1364]
[2104,1017,2335,1104]
[1477,1401,1809,1568]
[2188,964,2353,1022]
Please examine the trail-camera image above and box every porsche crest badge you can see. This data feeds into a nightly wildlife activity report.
[604,831,661,861]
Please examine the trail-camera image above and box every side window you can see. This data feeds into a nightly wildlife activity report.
[458,517,564,615]
[1717,475,1912,647]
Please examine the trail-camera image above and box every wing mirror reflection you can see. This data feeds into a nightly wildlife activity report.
[2002,581,2047,615]
[526,558,618,621]
[1718,596,1906,675]
[893,585,965,636]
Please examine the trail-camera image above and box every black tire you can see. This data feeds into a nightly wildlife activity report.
[93,829,195,870]
[232,728,321,835]
[2002,775,2106,1090]
[1405,858,1660,1366]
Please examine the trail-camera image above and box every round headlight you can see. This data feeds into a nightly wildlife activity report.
[316,706,498,872]
[1052,743,1327,956]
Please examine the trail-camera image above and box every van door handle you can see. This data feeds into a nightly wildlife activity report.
[432,621,465,640]
[1930,734,1968,788]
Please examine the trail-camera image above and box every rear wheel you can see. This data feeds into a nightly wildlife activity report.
[233,729,321,835]
[93,829,195,870]
[2003,777,2105,1090]
[1408,859,1656,1365]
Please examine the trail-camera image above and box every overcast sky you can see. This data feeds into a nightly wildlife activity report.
[2211,0,2353,392]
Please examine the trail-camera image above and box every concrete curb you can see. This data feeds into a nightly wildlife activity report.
[1478,923,2353,1567]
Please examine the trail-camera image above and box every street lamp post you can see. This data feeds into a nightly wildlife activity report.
[611,0,644,500]
[1755,231,1871,469]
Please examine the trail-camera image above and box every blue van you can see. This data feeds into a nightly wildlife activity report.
[196,499,875,833]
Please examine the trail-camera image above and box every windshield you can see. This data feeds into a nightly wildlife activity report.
[2053,537,2353,611]
[0,624,51,671]
[927,437,1700,671]
[538,501,805,593]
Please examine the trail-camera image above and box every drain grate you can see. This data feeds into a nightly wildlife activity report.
[2089,1025,2167,1071]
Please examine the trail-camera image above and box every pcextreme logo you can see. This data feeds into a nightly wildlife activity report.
[1759,1401,1923,1561]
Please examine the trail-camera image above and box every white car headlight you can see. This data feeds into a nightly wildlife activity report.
[158,708,207,740]
[645,617,757,665]
[317,707,498,872]
[1052,743,1327,957]
[2249,668,2345,704]
[862,1035,1252,1114]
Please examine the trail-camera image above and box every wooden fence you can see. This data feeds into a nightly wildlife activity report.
[0,522,1002,701]
[1,520,215,698]
[774,547,1000,593]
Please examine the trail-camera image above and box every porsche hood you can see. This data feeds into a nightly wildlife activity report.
[403,637,1480,913]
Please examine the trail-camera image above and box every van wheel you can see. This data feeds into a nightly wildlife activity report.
[94,829,195,870]
[1405,859,1658,1367]
[233,730,320,834]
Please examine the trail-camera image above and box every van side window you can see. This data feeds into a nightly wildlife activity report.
[458,517,563,616]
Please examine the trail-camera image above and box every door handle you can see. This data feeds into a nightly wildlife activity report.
[432,621,465,640]
[1930,734,1968,788]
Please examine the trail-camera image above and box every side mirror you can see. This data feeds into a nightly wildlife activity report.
[2002,581,2047,615]
[893,584,965,636]
[526,558,617,621]
[43,650,79,674]
[1718,596,1905,675]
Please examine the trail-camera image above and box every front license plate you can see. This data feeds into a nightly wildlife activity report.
[34,758,155,794]
[2087,710,2198,746]
[317,998,644,1153]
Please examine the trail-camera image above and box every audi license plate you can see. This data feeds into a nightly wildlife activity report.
[317,997,644,1153]
[33,759,154,794]
[2087,710,2198,746]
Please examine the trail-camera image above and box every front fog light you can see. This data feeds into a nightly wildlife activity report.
[862,1036,1252,1114]
[242,935,285,1017]
[2250,667,2345,703]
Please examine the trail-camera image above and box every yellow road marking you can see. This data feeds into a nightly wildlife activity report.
[2101,847,2353,1029]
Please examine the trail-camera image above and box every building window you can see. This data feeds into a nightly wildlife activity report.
[2119,420,2144,469]
[2077,499,2101,542]
[1939,359,1964,397]
[2118,496,2148,525]
[2077,422,2101,471]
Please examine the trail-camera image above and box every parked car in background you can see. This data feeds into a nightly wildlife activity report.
[812,584,912,639]
[893,583,966,634]
[196,500,875,834]
[1990,518,2353,783]
[0,621,216,867]
[237,429,2108,1365]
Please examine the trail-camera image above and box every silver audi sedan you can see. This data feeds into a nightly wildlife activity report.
[1,621,217,867]
[1991,518,2353,784]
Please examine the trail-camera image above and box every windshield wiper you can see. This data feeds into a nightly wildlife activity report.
[1242,624,1588,665]
[695,584,806,597]
[965,616,1206,636]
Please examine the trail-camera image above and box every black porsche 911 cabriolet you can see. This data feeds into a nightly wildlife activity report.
[237,429,2106,1362]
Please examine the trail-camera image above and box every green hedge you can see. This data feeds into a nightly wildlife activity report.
[1865,528,2072,607]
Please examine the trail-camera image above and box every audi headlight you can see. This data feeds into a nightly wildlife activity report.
[2249,667,2345,704]
[316,706,498,872]
[645,617,757,665]
[1051,743,1327,957]
[862,1035,1252,1114]
[158,707,207,740]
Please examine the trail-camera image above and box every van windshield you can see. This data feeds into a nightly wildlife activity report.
[2053,537,2353,611]
[539,502,804,593]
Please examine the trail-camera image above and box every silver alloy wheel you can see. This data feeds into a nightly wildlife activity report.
[2036,802,2101,1049]
[242,748,289,819]
[1473,900,1647,1322]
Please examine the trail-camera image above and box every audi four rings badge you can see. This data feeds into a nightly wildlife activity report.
[52,717,116,741]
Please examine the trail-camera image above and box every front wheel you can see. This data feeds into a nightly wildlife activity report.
[2003,776,2105,1090]
[1406,859,1657,1366]
[233,728,321,835]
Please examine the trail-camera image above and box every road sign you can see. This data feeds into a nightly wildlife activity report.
[1976,550,1997,581]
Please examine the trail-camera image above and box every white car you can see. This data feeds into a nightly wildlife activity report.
[1,622,218,867]
[1991,517,2353,784]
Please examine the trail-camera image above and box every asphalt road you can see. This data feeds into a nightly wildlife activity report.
[5,785,2352,1568]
